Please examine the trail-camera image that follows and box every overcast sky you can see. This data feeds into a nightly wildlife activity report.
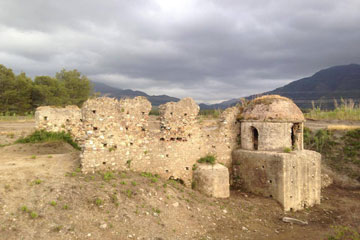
[0,0,360,103]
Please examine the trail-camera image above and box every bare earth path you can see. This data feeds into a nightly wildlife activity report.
[0,121,359,240]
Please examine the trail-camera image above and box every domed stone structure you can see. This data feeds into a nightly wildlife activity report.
[240,95,305,151]
[233,95,321,211]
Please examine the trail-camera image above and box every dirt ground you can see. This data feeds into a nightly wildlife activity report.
[0,120,359,240]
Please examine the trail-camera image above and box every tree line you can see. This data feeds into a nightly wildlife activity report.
[0,64,93,114]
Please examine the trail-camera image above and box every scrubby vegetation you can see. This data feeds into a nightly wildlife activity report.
[304,127,360,180]
[197,154,216,165]
[199,109,222,118]
[15,130,80,150]
[305,99,360,120]
[327,225,360,240]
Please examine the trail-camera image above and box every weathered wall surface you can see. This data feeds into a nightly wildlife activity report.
[241,121,303,151]
[35,97,241,186]
[35,105,83,140]
[193,163,230,198]
[232,149,321,211]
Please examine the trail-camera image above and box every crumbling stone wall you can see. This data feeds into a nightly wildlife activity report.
[35,105,83,140]
[35,97,241,186]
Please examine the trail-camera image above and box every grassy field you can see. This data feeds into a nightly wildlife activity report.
[0,113,34,121]
[305,99,360,121]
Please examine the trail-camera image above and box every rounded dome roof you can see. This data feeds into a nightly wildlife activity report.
[241,95,305,122]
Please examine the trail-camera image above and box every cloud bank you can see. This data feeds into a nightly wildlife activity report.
[0,0,359,103]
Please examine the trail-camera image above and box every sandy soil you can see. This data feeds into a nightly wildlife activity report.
[0,121,359,240]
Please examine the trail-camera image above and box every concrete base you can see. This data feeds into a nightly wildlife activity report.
[232,149,321,211]
[193,163,230,198]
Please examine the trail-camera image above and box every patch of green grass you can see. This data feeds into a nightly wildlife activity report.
[21,205,29,212]
[305,103,360,121]
[32,179,42,185]
[283,147,292,153]
[199,109,222,118]
[95,198,103,206]
[149,107,159,116]
[152,208,161,214]
[343,129,360,166]
[327,225,360,240]
[62,204,69,210]
[120,181,126,185]
[108,146,116,152]
[126,159,132,168]
[125,189,133,198]
[30,211,38,219]
[131,181,137,186]
[31,155,36,159]
[50,201,57,206]
[103,172,115,181]
[0,113,34,122]
[197,154,216,165]
[15,130,80,150]
[141,172,159,183]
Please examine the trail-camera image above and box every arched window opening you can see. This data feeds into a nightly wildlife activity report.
[251,127,259,150]
[291,123,301,150]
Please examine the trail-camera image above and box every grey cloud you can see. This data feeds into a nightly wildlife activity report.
[0,0,359,103]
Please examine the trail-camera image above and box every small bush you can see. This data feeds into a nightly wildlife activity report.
[21,205,29,212]
[16,130,80,150]
[50,201,57,206]
[283,147,292,153]
[197,154,216,165]
[30,211,38,219]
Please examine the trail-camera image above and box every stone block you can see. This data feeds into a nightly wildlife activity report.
[232,149,321,211]
[193,163,230,198]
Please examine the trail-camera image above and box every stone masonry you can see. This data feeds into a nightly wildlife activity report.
[36,97,240,187]
[35,95,322,210]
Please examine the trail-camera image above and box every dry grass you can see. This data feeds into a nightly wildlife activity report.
[327,125,360,131]
[251,95,291,105]
[305,99,360,121]
[0,115,34,122]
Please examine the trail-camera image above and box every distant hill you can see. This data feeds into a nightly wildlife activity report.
[92,81,179,106]
[202,64,360,109]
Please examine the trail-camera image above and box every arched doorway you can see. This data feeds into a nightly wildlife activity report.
[251,126,259,150]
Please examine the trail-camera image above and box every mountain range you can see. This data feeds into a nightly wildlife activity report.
[93,64,360,109]
[92,81,179,106]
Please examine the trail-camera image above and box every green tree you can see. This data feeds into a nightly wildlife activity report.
[32,76,69,107]
[56,69,92,106]
[13,72,33,113]
[0,64,17,113]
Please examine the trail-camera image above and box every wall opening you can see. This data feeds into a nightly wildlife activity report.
[251,127,259,150]
[291,123,301,150]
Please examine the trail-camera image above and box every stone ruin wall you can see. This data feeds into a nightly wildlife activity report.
[35,105,83,140]
[35,97,240,186]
